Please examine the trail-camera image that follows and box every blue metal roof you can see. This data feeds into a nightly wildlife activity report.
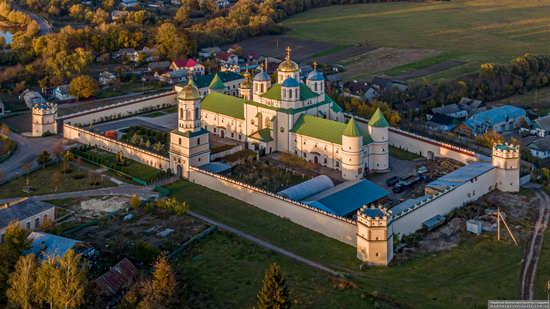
[464,105,527,130]
[282,77,300,87]
[426,162,494,191]
[27,232,83,260]
[362,208,385,218]
[303,179,389,217]
[253,71,270,81]
[307,70,324,81]
[200,162,233,174]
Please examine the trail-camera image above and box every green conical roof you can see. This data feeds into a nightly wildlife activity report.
[368,108,389,127]
[343,117,361,137]
[208,73,225,90]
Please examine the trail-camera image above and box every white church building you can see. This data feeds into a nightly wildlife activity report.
[172,48,389,180]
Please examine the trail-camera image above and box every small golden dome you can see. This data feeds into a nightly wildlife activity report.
[178,79,201,100]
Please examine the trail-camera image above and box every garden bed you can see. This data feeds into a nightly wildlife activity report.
[119,125,168,155]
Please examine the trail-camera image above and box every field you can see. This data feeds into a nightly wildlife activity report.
[167,180,523,308]
[282,0,550,81]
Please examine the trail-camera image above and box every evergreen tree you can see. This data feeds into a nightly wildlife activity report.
[256,263,291,309]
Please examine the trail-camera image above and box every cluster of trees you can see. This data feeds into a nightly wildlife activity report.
[343,98,401,126]
[121,126,168,154]
[143,197,189,216]
[0,1,39,49]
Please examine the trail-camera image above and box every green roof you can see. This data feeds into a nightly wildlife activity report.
[260,83,319,101]
[188,72,243,89]
[201,93,245,120]
[327,97,343,113]
[368,108,389,127]
[171,128,209,138]
[343,117,361,137]
[209,73,226,90]
[291,114,372,145]
[249,128,273,142]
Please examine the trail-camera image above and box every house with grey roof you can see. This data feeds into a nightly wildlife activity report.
[532,114,550,137]
[428,103,468,120]
[528,136,550,159]
[0,198,55,239]
[454,105,529,136]
[457,97,485,117]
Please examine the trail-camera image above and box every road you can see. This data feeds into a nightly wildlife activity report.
[520,185,550,300]
[188,210,340,276]
[0,132,62,181]
[13,5,52,35]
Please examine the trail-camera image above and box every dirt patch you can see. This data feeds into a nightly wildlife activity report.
[419,217,465,252]
[392,60,467,80]
[75,195,130,218]
[340,47,441,81]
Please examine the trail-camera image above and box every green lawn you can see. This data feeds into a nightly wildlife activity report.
[167,180,523,307]
[493,86,550,115]
[74,148,168,182]
[0,164,116,199]
[389,145,422,161]
[283,0,550,81]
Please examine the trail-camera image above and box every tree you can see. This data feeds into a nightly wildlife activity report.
[33,256,56,308]
[0,222,30,303]
[155,22,194,60]
[130,194,140,209]
[150,254,177,306]
[53,250,88,309]
[51,171,62,192]
[36,150,51,168]
[63,151,75,172]
[69,75,99,100]
[256,263,291,309]
[21,162,31,175]
[7,254,38,309]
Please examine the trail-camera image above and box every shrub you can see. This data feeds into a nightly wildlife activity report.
[72,174,85,180]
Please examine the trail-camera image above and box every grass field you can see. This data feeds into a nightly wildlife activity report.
[283,0,550,81]
[168,180,523,307]
[0,164,116,199]
[389,145,421,161]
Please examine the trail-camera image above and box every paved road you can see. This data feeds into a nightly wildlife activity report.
[188,210,340,276]
[12,5,52,35]
[520,185,550,300]
[0,184,158,205]
[0,132,62,181]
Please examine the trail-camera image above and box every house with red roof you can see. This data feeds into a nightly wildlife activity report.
[216,51,239,65]
[170,58,205,76]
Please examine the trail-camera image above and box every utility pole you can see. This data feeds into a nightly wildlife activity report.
[497,208,518,246]
[497,207,501,241]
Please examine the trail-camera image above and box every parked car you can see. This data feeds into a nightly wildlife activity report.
[392,175,421,193]
[386,176,400,186]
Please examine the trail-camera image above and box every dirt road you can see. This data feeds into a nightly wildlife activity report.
[520,186,550,300]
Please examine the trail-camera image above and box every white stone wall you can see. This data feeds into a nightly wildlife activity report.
[188,166,358,246]
[64,124,170,170]
[60,92,177,126]
[392,167,496,236]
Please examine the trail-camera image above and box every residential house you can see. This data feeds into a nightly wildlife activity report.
[174,71,244,97]
[425,113,460,132]
[216,0,230,8]
[20,89,46,108]
[220,64,241,73]
[532,114,550,137]
[199,47,221,58]
[171,0,181,5]
[0,198,55,239]
[528,136,550,159]
[121,0,140,8]
[131,47,157,63]
[326,73,343,88]
[111,10,128,20]
[26,231,96,261]
[99,71,117,86]
[428,103,468,120]
[454,105,529,136]
[155,69,188,84]
[216,51,239,65]
[148,61,171,73]
[457,97,485,117]
[113,48,136,60]
[95,258,139,299]
[395,99,421,115]
[53,85,75,101]
[371,77,408,93]
[343,80,371,97]
[170,59,205,76]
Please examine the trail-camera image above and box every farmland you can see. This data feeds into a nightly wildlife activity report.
[282,0,550,81]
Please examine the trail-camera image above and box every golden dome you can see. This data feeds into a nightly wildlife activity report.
[278,46,299,72]
[178,79,201,100]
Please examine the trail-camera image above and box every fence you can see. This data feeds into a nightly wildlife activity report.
[188,166,358,246]
[167,225,218,260]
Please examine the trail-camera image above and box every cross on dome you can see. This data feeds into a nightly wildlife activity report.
[286,46,292,60]
[313,61,318,70]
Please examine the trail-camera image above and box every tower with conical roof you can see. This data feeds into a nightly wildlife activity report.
[208,73,226,94]
[169,79,210,178]
[341,117,364,180]
[367,108,389,172]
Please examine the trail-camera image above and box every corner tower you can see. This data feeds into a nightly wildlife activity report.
[170,79,210,178]
[356,205,394,266]
[492,143,520,192]
[367,108,389,172]
[32,102,57,137]
[341,117,364,180]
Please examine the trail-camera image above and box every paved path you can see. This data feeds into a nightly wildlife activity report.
[0,132,62,181]
[13,5,52,35]
[520,185,550,300]
[188,210,340,276]
[0,184,158,205]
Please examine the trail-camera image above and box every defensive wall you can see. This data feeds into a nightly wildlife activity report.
[391,166,496,236]
[210,144,244,161]
[64,124,170,170]
[59,91,177,126]
[347,113,478,164]
[188,166,358,246]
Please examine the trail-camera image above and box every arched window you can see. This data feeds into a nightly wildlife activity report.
[179,108,183,119]
[195,107,199,118]
[295,89,298,98]
[289,90,293,99]
[283,89,287,98]
[197,138,201,145]
[314,83,318,92]
[260,83,264,93]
